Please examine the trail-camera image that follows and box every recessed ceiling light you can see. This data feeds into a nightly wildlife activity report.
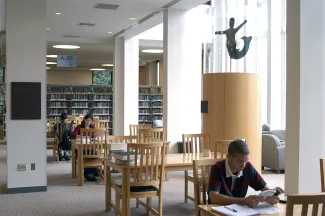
[53,45,80,49]
[46,67,51,70]
[129,18,136,20]
[46,28,51,31]
[90,68,106,71]
[47,55,57,58]
[108,32,113,34]
[102,64,113,67]
[55,12,62,15]
[141,49,163,53]
[46,62,57,65]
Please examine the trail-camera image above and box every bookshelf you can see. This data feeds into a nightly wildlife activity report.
[138,86,163,125]
[47,84,113,135]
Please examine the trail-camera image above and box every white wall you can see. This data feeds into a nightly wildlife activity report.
[6,0,47,190]
[163,8,203,152]
[286,0,325,194]
[0,0,5,32]
[113,37,139,135]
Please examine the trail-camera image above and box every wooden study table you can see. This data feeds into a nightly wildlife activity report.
[105,153,216,216]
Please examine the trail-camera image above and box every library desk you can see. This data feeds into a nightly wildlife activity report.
[105,153,216,216]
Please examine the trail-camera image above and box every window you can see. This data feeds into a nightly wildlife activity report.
[92,71,113,85]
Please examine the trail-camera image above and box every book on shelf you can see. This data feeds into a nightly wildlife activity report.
[114,151,136,160]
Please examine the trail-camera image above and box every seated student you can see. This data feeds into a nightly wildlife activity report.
[52,113,72,161]
[208,139,279,208]
[71,114,99,182]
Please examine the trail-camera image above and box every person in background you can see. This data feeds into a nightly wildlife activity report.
[52,113,72,161]
[208,139,279,208]
[71,114,98,181]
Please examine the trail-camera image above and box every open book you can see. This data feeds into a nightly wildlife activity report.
[257,187,284,200]
[212,203,282,216]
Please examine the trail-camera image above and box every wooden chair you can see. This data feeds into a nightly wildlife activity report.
[320,159,325,192]
[215,139,246,159]
[193,158,221,216]
[93,116,100,121]
[75,128,107,186]
[129,124,152,136]
[46,119,58,162]
[138,128,164,143]
[286,193,325,216]
[182,134,210,203]
[94,120,109,131]
[111,142,166,216]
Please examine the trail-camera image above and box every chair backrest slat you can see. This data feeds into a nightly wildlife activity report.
[127,142,165,189]
[182,134,210,154]
[320,159,325,192]
[193,158,221,216]
[215,139,246,159]
[129,124,152,136]
[138,128,164,143]
[286,193,325,216]
[79,128,107,158]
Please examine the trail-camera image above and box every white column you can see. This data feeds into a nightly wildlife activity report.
[163,8,202,153]
[113,37,139,135]
[286,0,325,194]
[6,0,47,193]
[146,61,158,85]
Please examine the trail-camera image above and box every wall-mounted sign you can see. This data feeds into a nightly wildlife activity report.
[57,55,77,67]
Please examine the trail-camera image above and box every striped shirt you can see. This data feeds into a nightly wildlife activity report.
[208,160,266,202]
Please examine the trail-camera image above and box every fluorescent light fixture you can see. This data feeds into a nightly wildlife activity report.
[47,55,57,58]
[90,68,105,71]
[46,62,57,65]
[108,32,113,34]
[102,64,113,67]
[46,28,51,31]
[141,49,163,53]
[53,45,80,49]
[129,18,136,20]
[55,12,62,15]
[46,67,51,70]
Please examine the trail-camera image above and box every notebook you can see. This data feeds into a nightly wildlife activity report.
[211,204,260,216]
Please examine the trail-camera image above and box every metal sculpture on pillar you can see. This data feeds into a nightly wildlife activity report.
[215,17,252,72]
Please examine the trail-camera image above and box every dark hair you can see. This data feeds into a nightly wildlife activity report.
[228,139,250,156]
[60,113,68,121]
[81,114,93,128]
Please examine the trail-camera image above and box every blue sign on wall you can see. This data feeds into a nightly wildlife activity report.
[57,55,77,67]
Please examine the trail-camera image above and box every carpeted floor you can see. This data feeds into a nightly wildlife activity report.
[0,146,284,216]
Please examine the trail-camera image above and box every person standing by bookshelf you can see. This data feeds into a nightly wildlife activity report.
[52,113,72,161]
[71,114,98,181]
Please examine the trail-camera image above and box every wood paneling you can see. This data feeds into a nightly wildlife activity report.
[47,70,92,85]
[202,73,262,171]
[139,66,147,85]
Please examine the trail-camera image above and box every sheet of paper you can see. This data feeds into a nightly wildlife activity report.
[254,203,283,214]
[211,204,260,216]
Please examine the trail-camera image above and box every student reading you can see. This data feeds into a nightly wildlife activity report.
[208,139,279,208]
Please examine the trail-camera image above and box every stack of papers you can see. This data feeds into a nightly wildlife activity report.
[211,204,282,216]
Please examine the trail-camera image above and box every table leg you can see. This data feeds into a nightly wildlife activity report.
[72,144,76,178]
[105,162,111,212]
[122,168,130,216]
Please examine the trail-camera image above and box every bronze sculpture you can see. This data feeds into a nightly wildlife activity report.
[215,18,252,60]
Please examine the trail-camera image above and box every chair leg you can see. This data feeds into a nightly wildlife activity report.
[136,198,139,208]
[158,196,163,216]
[165,171,169,181]
[146,197,152,216]
[115,188,120,216]
[185,170,188,203]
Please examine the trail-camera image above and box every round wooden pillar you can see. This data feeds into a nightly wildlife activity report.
[202,73,262,171]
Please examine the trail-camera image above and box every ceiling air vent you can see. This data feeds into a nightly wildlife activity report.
[93,3,119,10]
[77,23,96,27]
[62,35,80,38]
